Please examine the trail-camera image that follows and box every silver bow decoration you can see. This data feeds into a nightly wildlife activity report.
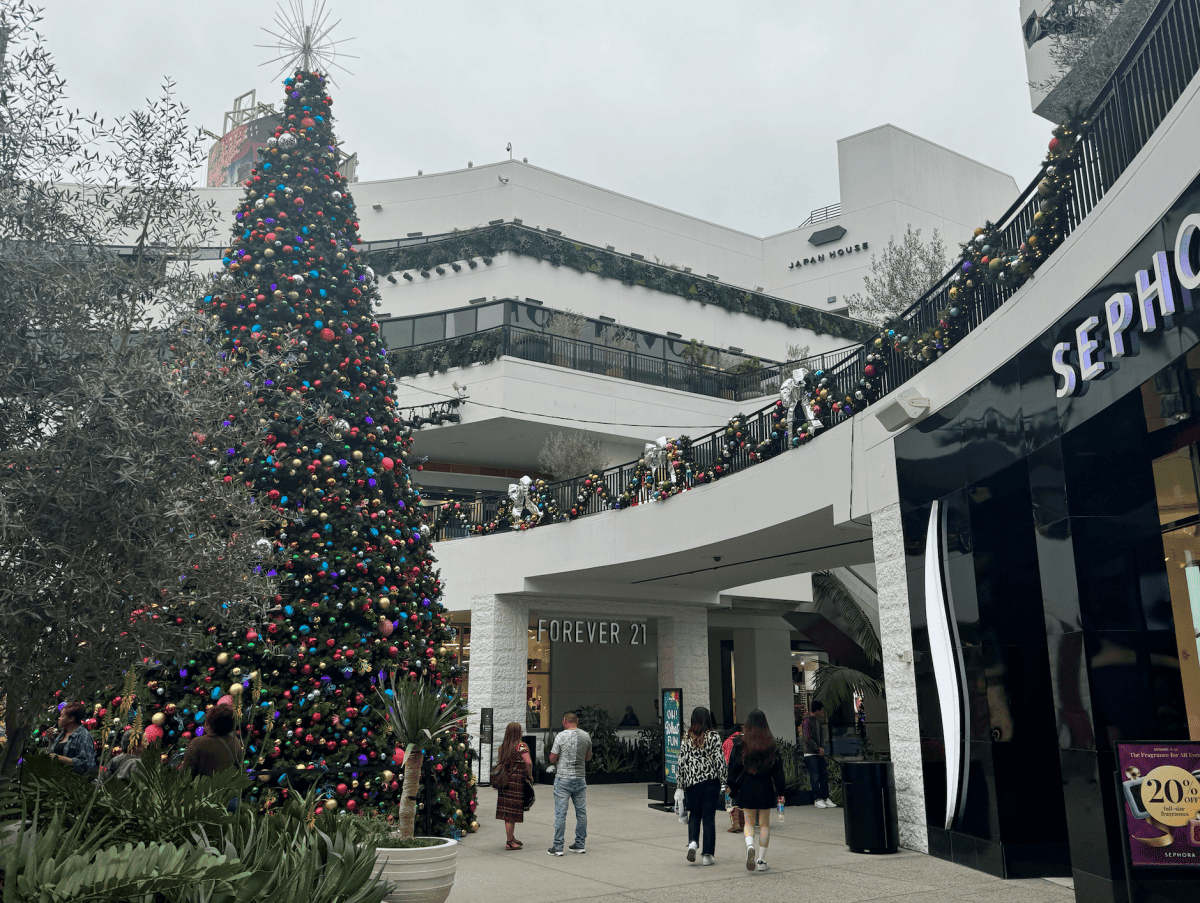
[507,475,540,524]
[643,436,676,484]
[780,368,824,437]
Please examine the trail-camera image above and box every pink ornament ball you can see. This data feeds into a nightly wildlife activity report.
[143,724,164,745]
[381,457,395,470]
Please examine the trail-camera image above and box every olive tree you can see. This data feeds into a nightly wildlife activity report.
[0,3,299,779]
[844,226,948,327]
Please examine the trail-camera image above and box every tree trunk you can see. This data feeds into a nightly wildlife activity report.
[0,717,30,784]
[397,745,420,840]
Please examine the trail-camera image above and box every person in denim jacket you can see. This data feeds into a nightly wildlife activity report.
[46,702,96,776]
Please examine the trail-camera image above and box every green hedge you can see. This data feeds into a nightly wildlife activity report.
[363,224,875,343]
[389,329,504,377]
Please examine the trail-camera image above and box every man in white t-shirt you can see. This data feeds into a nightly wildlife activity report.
[547,711,592,855]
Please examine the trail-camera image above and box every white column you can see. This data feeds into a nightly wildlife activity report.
[873,502,928,853]
[657,607,710,715]
[731,626,794,740]
[465,593,529,779]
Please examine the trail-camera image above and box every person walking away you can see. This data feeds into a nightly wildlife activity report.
[722,728,744,833]
[548,711,592,855]
[677,706,726,866]
[46,702,96,776]
[494,722,533,850]
[727,709,786,872]
[801,702,837,809]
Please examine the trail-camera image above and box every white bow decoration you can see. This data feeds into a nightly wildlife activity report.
[780,368,824,437]
[507,475,540,524]
[643,436,676,484]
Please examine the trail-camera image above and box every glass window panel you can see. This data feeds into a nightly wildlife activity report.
[664,337,687,362]
[451,309,476,338]
[379,319,413,349]
[477,303,504,330]
[1152,447,1199,526]
[413,314,445,345]
[1160,525,1200,738]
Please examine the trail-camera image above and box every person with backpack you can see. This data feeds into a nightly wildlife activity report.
[726,709,786,872]
[721,728,744,832]
[677,706,726,865]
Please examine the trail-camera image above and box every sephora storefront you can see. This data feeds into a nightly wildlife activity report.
[895,177,1200,902]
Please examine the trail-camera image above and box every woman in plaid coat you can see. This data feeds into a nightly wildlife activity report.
[494,722,533,850]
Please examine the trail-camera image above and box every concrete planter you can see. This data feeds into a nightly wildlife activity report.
[376,838,458,903]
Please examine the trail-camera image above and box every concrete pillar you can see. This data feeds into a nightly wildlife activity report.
[656,607,710,716]
[732,626,794,740]
[465,593,529,779]
[873,502,928,853]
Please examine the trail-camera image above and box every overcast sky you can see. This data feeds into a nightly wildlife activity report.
[39,1,1051,237]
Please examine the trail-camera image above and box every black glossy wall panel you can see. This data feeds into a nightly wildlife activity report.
[895,176,1200,895]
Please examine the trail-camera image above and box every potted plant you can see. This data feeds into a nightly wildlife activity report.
[374,673,468,903]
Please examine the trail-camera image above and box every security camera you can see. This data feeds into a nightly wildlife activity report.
[498,175,509,185]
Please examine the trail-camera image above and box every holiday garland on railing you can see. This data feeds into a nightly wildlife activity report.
[426,119,1089,539]
[363,225,875,342]
[390,329,505,378]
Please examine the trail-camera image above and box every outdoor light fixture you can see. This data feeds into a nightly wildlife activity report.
[435,266,445,275]
[874,387,931,431]
[407,232,423,238]
[386,274,397,284]
[402,272,413,281]
[489,219,504,225]
[372,203,382,211]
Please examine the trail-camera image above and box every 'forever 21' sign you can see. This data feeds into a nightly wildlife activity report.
[536,618,649,645]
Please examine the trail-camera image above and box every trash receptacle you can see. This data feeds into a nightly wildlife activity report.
[842,761,899,854]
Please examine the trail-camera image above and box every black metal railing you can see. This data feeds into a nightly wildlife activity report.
[391,323,861,403]
[800,204,842,227]
[428,0,1200,540]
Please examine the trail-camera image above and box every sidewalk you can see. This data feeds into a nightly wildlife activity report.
[449,784,1075,903]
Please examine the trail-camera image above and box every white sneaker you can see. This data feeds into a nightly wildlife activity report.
[700,854,714,866]
[824,798,838,808]
[756,860,770,872]
[814,799,827,808]
[687,841,697,862]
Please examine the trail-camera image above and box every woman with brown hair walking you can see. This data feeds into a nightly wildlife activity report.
[493,722,533,851]
[677,705,726,866]
[727,709,786,872]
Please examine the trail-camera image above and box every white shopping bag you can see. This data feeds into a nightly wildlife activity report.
[674,788,686,822]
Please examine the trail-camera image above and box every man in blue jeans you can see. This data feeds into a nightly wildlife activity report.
[548,711,592,855]
[801,702,837,809]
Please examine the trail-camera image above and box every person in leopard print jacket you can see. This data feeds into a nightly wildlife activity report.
[677,706,727,866]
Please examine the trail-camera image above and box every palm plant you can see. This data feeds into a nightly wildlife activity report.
[810,571,885,710]
[376,673,467,841]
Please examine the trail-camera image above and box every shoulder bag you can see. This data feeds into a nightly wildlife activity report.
[522,777,536,811]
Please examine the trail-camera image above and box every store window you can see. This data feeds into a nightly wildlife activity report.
[527,626,550,729]
[1144,348,1200,740]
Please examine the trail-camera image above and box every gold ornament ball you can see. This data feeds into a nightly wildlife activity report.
[437,646,447,656]
[455,809,463,818]
[469,821,479,833]
[382,770,394,782]
[378,596,391,609]
[324,799,337,811]
[352,450,363,460]
[151,712,166,726]
[230,684,243,696]
[217,652,230,666]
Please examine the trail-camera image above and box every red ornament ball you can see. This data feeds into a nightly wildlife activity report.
[320,327,336,341]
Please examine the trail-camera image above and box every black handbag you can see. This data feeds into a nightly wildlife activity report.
[490,761,510,790]
[522,778,536,811]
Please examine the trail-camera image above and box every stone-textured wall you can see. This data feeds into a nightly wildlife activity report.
[465,593,529,779]
[873,503,928,853]
[656,606,712,714]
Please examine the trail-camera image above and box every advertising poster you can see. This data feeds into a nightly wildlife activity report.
[1116,742,1200,867]
[662,688,681,786]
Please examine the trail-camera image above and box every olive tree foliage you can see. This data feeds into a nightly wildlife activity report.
[1027,0,1158,118]
[537,430,610,480]
[844,226,948,327]
[0,3,299,779]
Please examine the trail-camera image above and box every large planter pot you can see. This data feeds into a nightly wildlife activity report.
[841,761,899,854]
[376,838,458,903]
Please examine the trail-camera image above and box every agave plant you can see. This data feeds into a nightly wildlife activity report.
[376,673,467,841]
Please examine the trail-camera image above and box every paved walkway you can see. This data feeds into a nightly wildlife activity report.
[449,784,1075,903]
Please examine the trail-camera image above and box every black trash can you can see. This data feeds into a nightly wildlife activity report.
[841,761,899,854]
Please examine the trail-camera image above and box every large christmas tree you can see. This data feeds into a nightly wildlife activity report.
[117,69,475,834]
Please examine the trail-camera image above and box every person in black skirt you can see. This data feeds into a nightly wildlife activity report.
[494,722,533,850]
[726,709,786,872]
[676,706,726,866]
